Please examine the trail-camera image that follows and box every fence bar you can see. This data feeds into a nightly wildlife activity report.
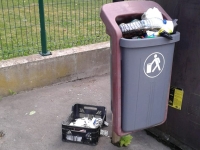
[38,0,51,56]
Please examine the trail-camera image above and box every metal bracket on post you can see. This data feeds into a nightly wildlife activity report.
[38,0,51,56]
[111,116,121,144]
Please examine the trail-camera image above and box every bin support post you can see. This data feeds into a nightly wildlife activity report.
[112,130,120,143]
[112,115,121,143]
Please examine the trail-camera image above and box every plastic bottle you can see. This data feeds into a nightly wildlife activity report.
[119,18,167,34]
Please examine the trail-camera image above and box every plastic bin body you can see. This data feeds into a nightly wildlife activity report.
[120,34,180,132]
[100,1,179,135]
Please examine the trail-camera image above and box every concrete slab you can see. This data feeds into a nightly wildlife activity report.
[0,42,110,96]
[0,75,170,150]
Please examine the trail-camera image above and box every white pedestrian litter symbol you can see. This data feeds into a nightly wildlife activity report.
[146,54,161,73]
[144,52,165,78]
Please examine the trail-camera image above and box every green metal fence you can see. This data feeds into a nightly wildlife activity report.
[0,0,111,60]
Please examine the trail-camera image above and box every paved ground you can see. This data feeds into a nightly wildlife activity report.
[0,74,170,150]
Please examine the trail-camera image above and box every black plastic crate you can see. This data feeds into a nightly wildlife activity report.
[62,104,106,145]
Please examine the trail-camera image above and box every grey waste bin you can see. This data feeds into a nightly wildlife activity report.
[100,1,180,135]
[121,34,180,132]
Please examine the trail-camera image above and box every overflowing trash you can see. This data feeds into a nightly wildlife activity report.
[69,117,103,128]
[119,7,178,40]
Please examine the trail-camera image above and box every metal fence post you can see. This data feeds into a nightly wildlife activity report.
[38,0,51,56]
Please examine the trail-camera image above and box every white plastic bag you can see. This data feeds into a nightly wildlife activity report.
[141,7,163,20]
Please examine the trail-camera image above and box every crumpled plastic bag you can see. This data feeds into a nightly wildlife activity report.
[142,7,174,39]
[141,7,163,20]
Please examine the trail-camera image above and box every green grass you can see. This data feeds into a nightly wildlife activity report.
[0,0,110,60]
[8,89,16,95]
